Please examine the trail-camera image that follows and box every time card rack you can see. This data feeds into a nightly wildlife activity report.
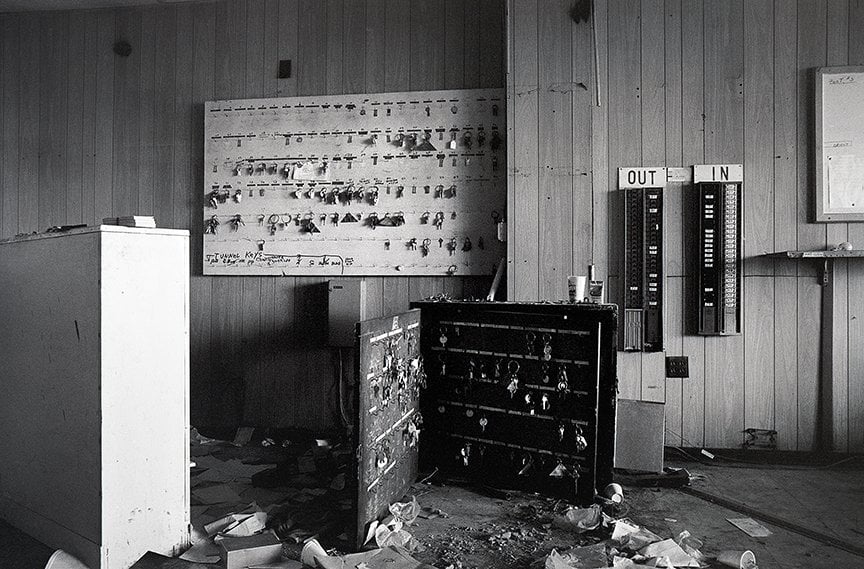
[410,301,617,504]
[203,89,506,276]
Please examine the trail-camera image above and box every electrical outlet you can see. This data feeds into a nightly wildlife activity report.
[666,355,689,378]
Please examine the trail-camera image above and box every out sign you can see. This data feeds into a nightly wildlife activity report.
[618,167,667,188]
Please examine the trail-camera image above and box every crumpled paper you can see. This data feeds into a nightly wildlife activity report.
[555,504,603,533]
[544,544,609,569]
[639,539,700,567]
[390,496,421,525]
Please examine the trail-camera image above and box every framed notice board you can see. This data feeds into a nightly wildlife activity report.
[816,66,864,222]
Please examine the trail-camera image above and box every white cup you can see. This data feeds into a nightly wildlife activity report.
[568,275,588,303]
[717,550,757,569]
[45,550,91,569]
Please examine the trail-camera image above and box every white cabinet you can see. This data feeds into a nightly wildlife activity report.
[0,226,191,569]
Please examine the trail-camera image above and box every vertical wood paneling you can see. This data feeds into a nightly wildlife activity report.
[590,0,609,282]
[537,0,572,300]
[570,0,593,281]
[137,7,156,218]
[608,0,641,400]
[848,0,864,450]
[67,13,85,226]
[152,7,176,228]
[662,0,684,444]
[1,15,20,238]
[508,0,539,300]
[743,0,774,276]
[113,8,141,218]
[826,0,850,452]
[703,0,745,448]
[744,277,775,430]
[774,276,799,449]
[742,0,775,436]
[639,0,666,404]
[19,14,41,233]
[772,0,799,449]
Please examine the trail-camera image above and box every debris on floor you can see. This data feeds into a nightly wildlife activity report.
[129,429,766,569]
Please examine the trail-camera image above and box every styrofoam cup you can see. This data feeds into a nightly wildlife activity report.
[568,276,588,302]
[45,550,91,569]
[300,538,328,566]
[717,549,757,569]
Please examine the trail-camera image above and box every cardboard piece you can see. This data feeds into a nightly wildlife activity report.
[219,533,283,569]
[727,518,772,538]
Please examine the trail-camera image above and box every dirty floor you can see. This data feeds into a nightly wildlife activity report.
[1,446,862,569]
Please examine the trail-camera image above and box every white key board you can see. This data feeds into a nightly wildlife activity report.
[203,89,506,276]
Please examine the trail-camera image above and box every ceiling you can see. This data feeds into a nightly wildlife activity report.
[0,0,198,12]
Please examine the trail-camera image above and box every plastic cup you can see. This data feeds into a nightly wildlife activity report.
[300,538,329,566]
[717,549,757,569]
[44,550,90,569]
[568,276,588,303]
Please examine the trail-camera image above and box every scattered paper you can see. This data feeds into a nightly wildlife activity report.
[390,496,421,525]
[727,518,772,538]
[316,546,435,569]
[611,519,663,550]
[233,426,255,446]
[640,539,700,567]
[292,160,330,181]
[179,541,221,564]
[555,505,603,533]
[193,484,243,505]
[544,544,608,569]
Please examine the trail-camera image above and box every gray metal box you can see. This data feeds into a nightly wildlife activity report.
[614,399,665,473]
[328,279,367,347]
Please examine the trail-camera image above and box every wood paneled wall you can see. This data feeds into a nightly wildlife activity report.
[507,0,864,451]
[0,0,504,432]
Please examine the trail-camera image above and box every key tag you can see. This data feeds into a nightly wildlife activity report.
[494,358,503,378]
[460,443,472,467]
[524,392,535,414]
[421,238,431,256]
[439,354,447,377]
[525,332,536,355]
[518,454,533,476]
[479,415,488,433]
[549,460,568,478]
[542,333,553,361]
[507,361,520,398]
[467,359,476,380]
[439,326,448,347]
[541,394,550,411]
[557,366,569,393]
[574,426,588,452]
[541,363,551,384]
[559,423,567,442]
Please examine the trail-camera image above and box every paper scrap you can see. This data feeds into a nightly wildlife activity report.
[390,496,420,525]
[316,546,435,569]
[828,154,864,208]
[727,517,772,538]
[179,541,221,564]
[233,426,255,446]
[544,544,608,569]
[193,484,243,505]
[639,539,700,567]
[292,160,330,181]
[555,505,603,533]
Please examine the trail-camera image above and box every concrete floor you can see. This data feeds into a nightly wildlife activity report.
[1,452,862,568]
[405,458,864,569]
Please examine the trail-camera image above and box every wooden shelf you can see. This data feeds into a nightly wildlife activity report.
[764,249,864,259]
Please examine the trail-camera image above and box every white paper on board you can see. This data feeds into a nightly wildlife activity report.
[827,154,864,208]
